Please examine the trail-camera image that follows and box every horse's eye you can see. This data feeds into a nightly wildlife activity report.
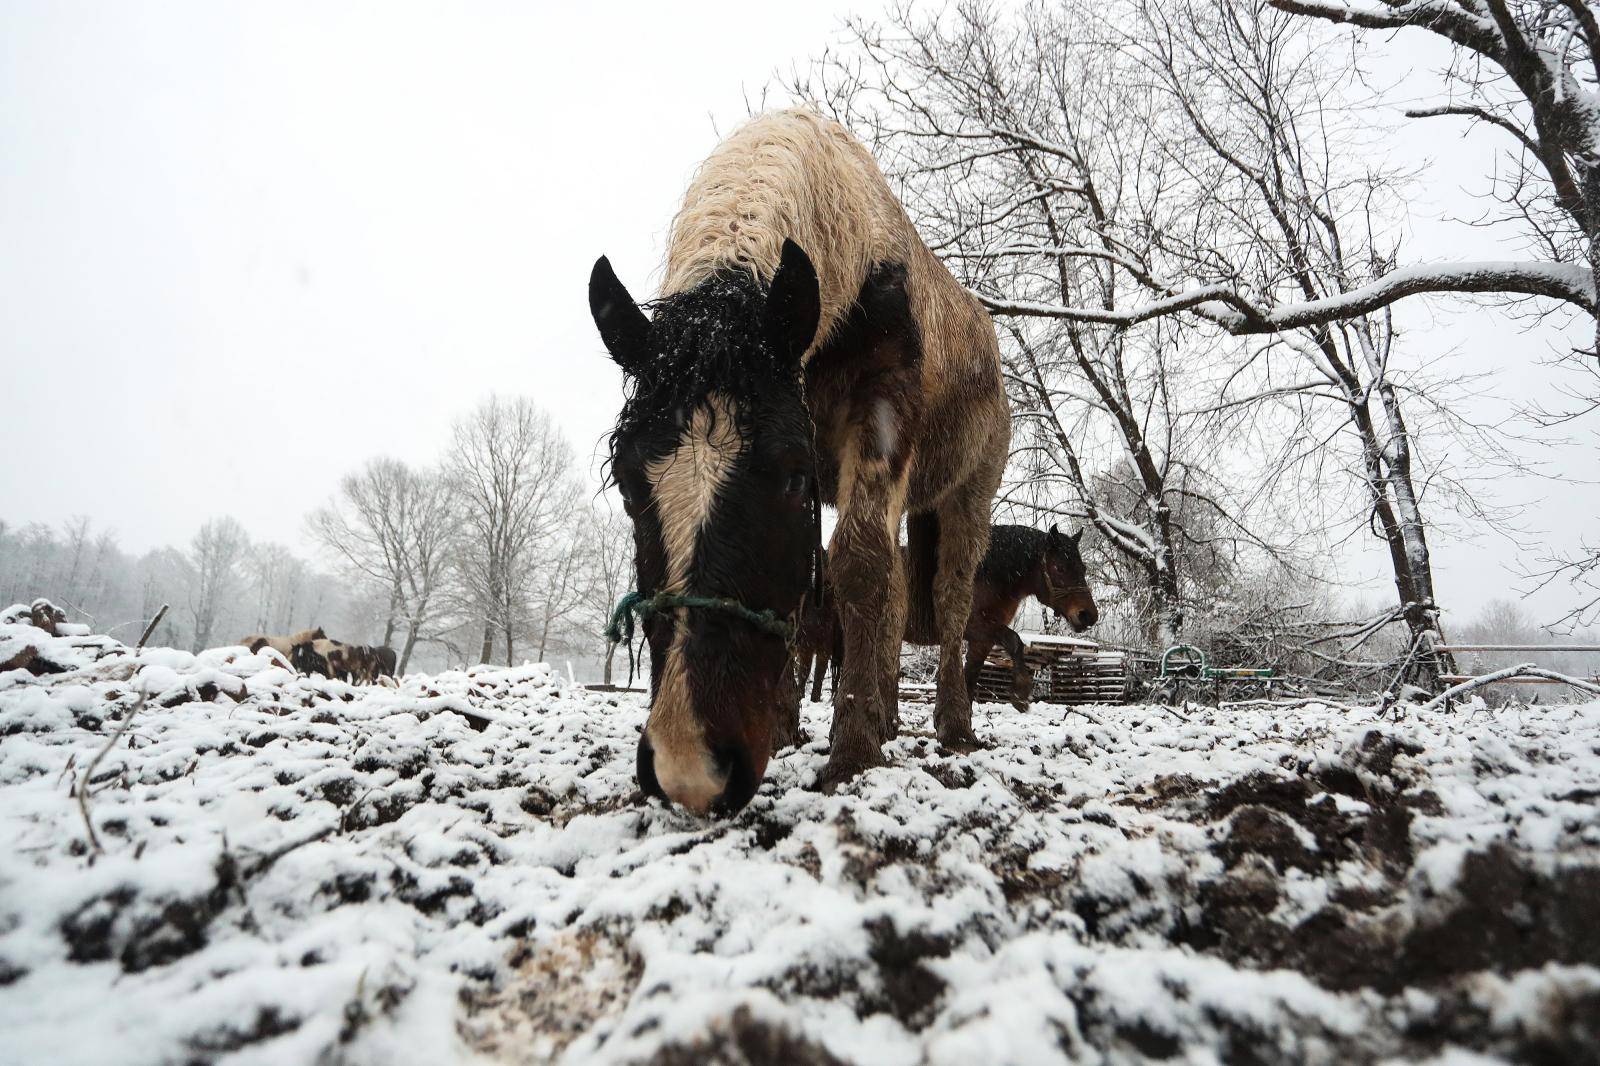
[784,472,808,496]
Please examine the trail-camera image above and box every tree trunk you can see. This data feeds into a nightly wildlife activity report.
[399,622,420,674]
[503,622,515,667]
[479,624,494,665]
[603,643,616,686]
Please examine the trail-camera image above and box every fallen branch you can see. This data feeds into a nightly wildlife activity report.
[1218,697,1366,713]
[1419,663,1600,713]
[136,604,169,651]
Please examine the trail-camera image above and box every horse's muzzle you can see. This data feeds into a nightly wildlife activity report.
[636,732,759,817]
[1063,605,1098,632]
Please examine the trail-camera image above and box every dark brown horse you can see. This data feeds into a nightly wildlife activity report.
[797,523,1097,708]
[591,110,1010,815]
[918,523,1096,707]
[371,645,398,682]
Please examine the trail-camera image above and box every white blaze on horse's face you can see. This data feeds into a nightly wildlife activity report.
[642,393,742,814]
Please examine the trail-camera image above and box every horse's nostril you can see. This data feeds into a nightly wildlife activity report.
[709,743,758,817]
[636,733,665,802]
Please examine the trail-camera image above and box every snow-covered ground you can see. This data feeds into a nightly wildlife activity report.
[3,614,1599,1065]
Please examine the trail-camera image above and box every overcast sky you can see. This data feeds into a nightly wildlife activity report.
[1,1,1595,626]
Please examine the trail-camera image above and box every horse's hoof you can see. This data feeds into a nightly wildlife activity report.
[936,729,986,754]
[812,750,886,792]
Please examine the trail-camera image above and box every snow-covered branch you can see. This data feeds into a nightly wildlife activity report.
[1419,663,1600,712]
[978,261,1596,334]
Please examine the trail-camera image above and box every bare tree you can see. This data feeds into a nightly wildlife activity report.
[527,515,593,664]
[1127,0,1516,678]
[55,515,95,614]
[446,396,581,666]
[1002,318,1268,642]
[1529,537,1600,629]
[307,457,455,671]
[1269,0,1600,627]
[806,0,1594,343]
[582,507,635,684]
[244,543,302,633]
[187,516,249,652]
[137,546,194,650]
[1272,0,1600,354]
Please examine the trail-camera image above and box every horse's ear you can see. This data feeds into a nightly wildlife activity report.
[1048,523,1061,544]
[765,239,821,367]
[1069,527,1084,546]
[590,256,651,373]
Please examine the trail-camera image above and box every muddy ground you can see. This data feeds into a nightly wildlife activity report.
[2,632,1598,1064]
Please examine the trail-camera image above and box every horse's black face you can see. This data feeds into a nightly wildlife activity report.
[1042,524,1098,632]
[592,241,821,817]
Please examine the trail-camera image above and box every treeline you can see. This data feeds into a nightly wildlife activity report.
[0,515,361,656]
[2,396,633,680]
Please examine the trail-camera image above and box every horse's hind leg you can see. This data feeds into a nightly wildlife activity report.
[932,463,1003,750]
[815,262,921,787]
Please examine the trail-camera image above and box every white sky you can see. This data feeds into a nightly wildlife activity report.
[1,1,1595,626]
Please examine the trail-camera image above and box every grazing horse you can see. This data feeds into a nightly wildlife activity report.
[290,640,330,678]
[798,523,1099,708]
[908,524,1097,708]
[342,645,397,684]
[242,627,325,663]
[291,637,353,680]
[592,109,1010,816]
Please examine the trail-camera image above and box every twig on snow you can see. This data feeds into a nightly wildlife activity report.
[54,752,77,789]
[243,823,337,880]
[77,691,146,857]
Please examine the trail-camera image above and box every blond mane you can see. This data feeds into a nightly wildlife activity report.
[662,110,936,352]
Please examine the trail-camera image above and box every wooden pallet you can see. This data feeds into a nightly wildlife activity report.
[973,634,1129,705]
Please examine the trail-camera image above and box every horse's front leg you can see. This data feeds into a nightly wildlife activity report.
[995,624,1035,710]
[819,452,910,788]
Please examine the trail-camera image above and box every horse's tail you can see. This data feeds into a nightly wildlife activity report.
[905,509,939,643]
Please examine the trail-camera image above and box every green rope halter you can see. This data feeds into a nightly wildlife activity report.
[605,590,796,649]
